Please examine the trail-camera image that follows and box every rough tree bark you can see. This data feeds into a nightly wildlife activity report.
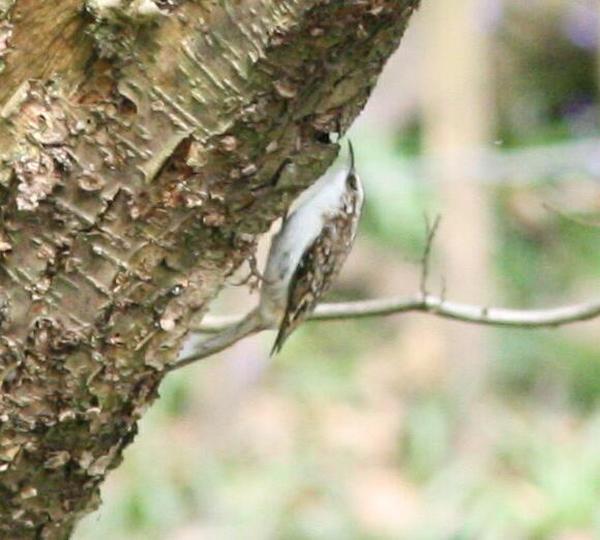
[0,1,419,537]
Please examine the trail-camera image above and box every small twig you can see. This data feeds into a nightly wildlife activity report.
[420,214,441,297]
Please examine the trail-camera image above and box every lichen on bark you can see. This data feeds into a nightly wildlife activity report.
[0,0,419,537]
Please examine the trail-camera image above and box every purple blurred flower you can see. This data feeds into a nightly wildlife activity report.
[563,2,598,50]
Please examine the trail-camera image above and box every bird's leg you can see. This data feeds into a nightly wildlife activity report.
[229,253,277,290]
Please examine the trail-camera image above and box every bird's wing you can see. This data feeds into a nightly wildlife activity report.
[270,213,354,355]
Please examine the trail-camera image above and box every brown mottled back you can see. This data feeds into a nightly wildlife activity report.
[271,189,361,355]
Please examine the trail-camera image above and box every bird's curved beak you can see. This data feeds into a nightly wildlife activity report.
[347,140,356,176]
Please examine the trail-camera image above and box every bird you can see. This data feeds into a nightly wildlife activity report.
[170,141,364,370]
[259,141,364,354]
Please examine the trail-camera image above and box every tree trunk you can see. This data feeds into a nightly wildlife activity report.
[0,1,419,537]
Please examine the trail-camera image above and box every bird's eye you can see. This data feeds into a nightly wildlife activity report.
[346,173,358,190]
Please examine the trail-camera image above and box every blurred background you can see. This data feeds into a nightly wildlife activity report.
[76,1,600,538]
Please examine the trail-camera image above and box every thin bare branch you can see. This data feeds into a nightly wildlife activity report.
[192,294,600,334]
